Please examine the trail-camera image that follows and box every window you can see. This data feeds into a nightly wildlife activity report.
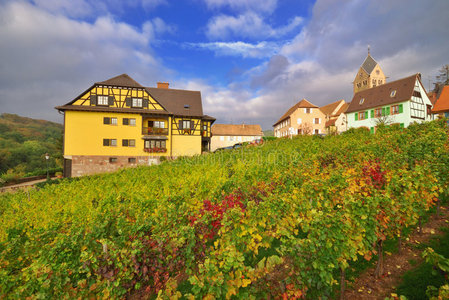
[375,108,382,117]
[238,136,242,142]
[103,139,117,146]
[122,139,135,147]
[358,111,366,120]
[98,95,109,106]
[314,118,320,124]
[413,90,422,98]
[315,129,319,134]
[128,157,136,164]
[297,118,302,124]
[359,98,365,104]
[144,140,166,149]
[109,157,117,163]
[378,80,383,84]
[154,121,165,128]
[372,79,376,85]
[182,120,191,129]
[390,90,397,97]
[184,104,190,109]
[123,118,136,126]
[305,108,311,114]
[363,80,367,85]
[391,105,399,115]
[132,98,142,107]
[220,136,224,141]
[203,125,207,131]
[229,136,234,141]
[103,117,117,125]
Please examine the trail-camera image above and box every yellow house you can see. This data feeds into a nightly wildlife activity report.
[56,74,215,177]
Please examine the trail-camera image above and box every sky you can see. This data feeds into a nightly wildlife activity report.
[1,0,449,130]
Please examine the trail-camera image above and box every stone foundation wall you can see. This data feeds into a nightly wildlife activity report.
[69,155,161,177]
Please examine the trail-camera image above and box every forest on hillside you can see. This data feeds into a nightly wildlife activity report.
[0,113,62,183]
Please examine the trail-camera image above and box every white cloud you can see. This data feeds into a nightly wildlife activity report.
[206,12,303,40]
[202,0,277,14]
[0,1,171,122]
[187,41,280,58]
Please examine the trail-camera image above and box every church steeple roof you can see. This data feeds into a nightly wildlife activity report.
[361,54,378,74]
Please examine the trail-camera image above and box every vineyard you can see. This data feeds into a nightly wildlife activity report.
[1,120,449,299]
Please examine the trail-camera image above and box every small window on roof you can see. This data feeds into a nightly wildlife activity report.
[359,98,365,104]
[390,90,397,97]
[184,104,190,109]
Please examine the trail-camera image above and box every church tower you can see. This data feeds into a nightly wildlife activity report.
[353,48,386,94]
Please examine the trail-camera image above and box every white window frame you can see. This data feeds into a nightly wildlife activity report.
[182,120,191,129]
[220,136,224,141]
[132,98,143,107]
[110,139,117,146]
[98,95,108,106]
[111,117,117,125]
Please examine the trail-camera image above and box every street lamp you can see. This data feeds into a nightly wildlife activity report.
[45,153,50,180]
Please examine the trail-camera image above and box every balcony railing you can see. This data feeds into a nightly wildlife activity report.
[142,127,168,135]
[144,147,167,153]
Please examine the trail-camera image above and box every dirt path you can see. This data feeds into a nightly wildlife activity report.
[343,205,449,299]
[0,177,57,193]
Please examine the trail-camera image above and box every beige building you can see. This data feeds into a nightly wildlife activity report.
[273,99,326,137]
[353,51,387,94]
[211,124,263,151]
[320,99,349,134]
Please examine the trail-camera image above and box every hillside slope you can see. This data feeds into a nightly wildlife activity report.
[0,113,62,177]
[0,120,448,299]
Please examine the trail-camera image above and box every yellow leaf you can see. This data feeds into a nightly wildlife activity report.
[242,279,251,287]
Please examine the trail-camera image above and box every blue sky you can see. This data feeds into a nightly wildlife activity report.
[1,0,449,129]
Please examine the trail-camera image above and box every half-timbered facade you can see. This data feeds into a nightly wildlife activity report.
[56,74,215,177]
[346,73,433,132]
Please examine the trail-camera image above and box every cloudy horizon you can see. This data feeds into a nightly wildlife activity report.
[1,0,448,130]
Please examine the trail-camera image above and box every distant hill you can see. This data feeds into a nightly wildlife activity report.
[0,113,63,180]
[263,130,274,137]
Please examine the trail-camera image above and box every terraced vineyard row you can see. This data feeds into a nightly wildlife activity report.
[1,120,448,299]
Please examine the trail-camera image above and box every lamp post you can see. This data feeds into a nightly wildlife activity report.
[45,153,50,181]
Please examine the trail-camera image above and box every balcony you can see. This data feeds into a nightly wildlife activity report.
[142,127,168,135]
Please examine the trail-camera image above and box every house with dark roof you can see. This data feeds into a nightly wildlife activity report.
[210,124,263,151]
[353,51,387,94]
[319,99,349,134]
[273,99,325,137]
[432,85,449,119]
[56,74,215,177]
[346,73,433,132]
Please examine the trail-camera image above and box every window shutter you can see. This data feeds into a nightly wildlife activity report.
[355,113,358,121]
[319,118,321,124]
[148,121,154,127]
[122,139,128,147]
[370,110,374,118]
[370,127,374,134]
[90,95,97,105]
[365,111,368,119]
[103,139,109,146]
[400,123,404,128]
[104,117,110,124]
[386,107,390,115]
[143,99,149,108]
[190,120,194,129]
[125,98,132,107]
[399,104,403,113]
[123,118,129,125]
[108,96,114,106]
[179,120,183,129]
[382,107,385,116]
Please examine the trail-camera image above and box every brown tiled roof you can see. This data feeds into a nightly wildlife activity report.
[212,124,263,136]
[320,99,345,116]
[96,74,143,88]
[274,99,318,126]
[145,87,204,117]
[325,118,337,127]
[335,102,350,115]
[55,105,170,115]
[432,85,449,113]
[346,74,420,113]
[59,74,215,120]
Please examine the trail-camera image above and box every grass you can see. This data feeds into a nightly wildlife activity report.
[395,228,449,299]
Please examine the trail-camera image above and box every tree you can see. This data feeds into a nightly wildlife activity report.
[432,64,449,93]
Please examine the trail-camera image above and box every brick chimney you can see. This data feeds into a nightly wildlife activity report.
[157,82,169,89]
